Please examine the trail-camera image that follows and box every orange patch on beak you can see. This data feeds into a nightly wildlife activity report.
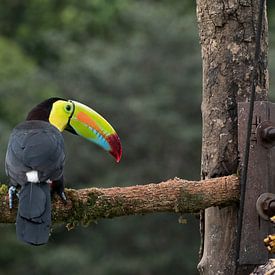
[77,112,106,138]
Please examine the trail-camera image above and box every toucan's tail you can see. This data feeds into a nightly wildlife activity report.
[16,182,51,245]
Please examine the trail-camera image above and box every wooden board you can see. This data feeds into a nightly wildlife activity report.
[238,101,275,265]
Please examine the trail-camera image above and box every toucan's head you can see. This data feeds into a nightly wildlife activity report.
[26,97,122,162]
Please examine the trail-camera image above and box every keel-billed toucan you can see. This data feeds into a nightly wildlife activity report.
[5,97,122,245]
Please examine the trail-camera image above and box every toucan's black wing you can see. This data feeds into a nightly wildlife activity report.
[5,120,65,245]
[5,120,65,186]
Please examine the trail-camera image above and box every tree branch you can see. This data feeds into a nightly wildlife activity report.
[0,175,239,227]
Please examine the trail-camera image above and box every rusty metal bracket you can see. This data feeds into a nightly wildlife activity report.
[238,101,275,265]
[257,121,275,149]
[256,193,275,221]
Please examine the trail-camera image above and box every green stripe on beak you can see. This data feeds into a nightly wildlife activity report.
[67,100,122,162]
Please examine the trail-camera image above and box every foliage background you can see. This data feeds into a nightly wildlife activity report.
[0,1,275,274]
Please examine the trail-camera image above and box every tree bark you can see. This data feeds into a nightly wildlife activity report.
[196,0,268,274]
[0,176,239,226]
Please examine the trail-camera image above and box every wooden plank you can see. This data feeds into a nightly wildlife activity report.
[238,101,275,265]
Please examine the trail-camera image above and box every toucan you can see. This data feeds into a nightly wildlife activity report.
[5,97,122,245]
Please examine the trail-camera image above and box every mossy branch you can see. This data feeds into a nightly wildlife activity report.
[0,175,239,227]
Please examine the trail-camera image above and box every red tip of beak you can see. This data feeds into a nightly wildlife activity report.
[107,134,122,163]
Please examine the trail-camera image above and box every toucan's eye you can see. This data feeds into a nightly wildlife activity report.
[65,104,72,113]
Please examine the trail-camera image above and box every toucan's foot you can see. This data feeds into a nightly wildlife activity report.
[264,234,275,253]
[8,186,17,209]
[49,179,67,204]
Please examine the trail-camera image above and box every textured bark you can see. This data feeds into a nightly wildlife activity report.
[0,176,239,225]
[196,0,268,274]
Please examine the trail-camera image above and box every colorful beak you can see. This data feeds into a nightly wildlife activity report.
[67,100,122,162]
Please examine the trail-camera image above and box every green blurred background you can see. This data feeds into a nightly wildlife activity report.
[1,1,275,274]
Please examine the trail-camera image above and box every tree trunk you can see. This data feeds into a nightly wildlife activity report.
[196,0,268,274]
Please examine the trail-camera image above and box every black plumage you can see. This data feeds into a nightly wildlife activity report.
[5,120,65,245]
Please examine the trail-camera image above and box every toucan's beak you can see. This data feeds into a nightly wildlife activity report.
[66,100,122,162]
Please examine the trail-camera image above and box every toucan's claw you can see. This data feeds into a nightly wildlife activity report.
[8,186,17,209]
[59,191,67,204]
[50,189,67,204]
[51,188,67,204]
